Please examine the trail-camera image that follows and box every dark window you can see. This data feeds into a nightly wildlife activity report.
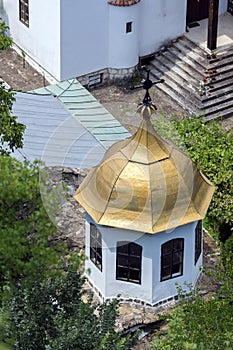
[90,223,102,271]
[161,239,184,281]
[116,241,142,284]
[19,0,29,27]
[195,221,202,264]
[126,22,132,33]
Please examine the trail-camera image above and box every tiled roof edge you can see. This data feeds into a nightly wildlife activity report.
[108,0,141,6]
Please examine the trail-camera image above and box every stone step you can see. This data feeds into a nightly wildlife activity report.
[172,41,207,68]
[180,36,208,56]
[209,54,233,70]
[205,105,233,121]
[208,63,233,79]
[207,76,233,92]
[165,48,204,77]
[149,69,198,115]
[202,83,233,103]
[147,36,233,121]
[211,45,233,61]
[158,50,203,80]
[150,62,202,109]
[181,37,233,72]
[202,96,233,116]
[202,91,233,112]
[150,60,199,94]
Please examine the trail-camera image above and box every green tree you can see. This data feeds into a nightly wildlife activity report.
[0,82,25,154]
[1,268,137,350]
[0,19,12,51]
[0,156,65,297]
[153,115,233,240]
[151,276,233,350]
[0,19,25,154]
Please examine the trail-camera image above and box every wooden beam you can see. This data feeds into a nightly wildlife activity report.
[207,0,219,51]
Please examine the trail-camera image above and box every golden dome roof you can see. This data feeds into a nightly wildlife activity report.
[74,116,215,234]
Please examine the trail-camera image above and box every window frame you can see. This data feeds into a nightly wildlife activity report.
[161,238,184,282]
[90,223,102,271]
[116,241,142,284]
[195,220,202,265]
[19,0,29,27]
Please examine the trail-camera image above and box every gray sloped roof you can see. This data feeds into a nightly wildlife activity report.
[11,92,106,168]
[10,79,130,168]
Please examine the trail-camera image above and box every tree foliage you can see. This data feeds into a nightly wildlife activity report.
[0,156,66,297]
[0,19,12,51]
[0,19,25,154]
[0,81,25,154]
[151,276,233,350]
[1,268,137,350]
[151,115,233,349]
[153,115,233,239]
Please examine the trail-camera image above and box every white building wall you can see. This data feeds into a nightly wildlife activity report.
[0,0,61,80]
[219,0,228,14]
[139,0,187,57]
[86,215,202,305]
[0,0,228,81]
[108,3,140,69]
[60,0,109,80]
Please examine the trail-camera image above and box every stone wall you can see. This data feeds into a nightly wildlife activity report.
[42,166,87,250]
[77,65,138,88]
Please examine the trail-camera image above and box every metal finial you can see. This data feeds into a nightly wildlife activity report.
[130,68,164,118]
[136,69,160,118]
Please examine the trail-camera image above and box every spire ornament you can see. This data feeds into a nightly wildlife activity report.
[132,69,164,118]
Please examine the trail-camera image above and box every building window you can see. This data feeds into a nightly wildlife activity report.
[161,239,184,281]
[116,241,142,284]
[90,223,102,271]
[126,22,132,33]
[195,221,202,265]
[19,0,29,27]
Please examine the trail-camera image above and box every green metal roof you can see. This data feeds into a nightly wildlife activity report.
[32,79,130,149]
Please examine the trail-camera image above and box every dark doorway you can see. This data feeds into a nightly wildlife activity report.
[228,0,233,15]
[187,0,209,25]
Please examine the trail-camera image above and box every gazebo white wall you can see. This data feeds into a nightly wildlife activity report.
[85,215,202,305]
[151,221,202,304]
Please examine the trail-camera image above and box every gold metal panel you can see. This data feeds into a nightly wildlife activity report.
[74,116,215,234]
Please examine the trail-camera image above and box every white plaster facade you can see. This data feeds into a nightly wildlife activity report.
[0,0,228,82]
[85,215,202,306]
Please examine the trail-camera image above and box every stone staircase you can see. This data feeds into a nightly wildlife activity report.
[145,36,233,121]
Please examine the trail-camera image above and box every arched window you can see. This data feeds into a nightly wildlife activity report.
[195,221,202,264]
[161,238,184,281]
[116,241,142,284]
[90,223,102,271]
